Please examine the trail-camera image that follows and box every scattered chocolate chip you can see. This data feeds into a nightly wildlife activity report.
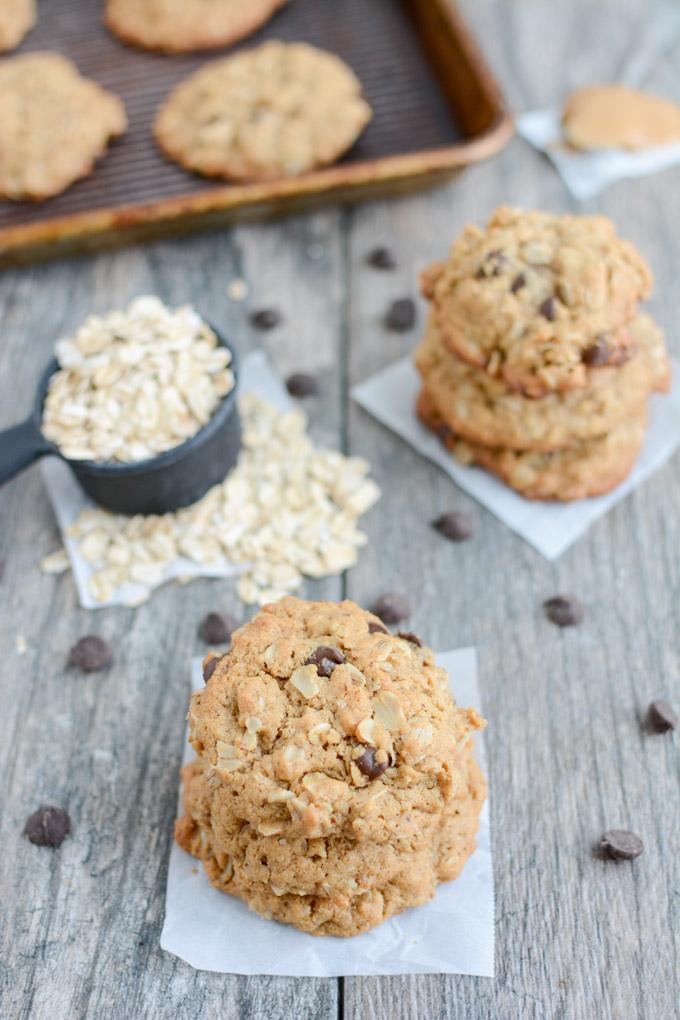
[286,372,319,398]
[203,654,220,683]
[305,645,345,677]
[398,631,423,647]
[599,830,644,861]
[24,806,71,848]
[370,593,410,626]
[67,635,112,673]
[355,747,390,780]
[368,620,388,634]
[432,511,475,542]
[366,246,396,270]
[543,595,584,628]
[384,298,416,332]
[647,699,677,733]
[250,308,281,331]
[582,336,613,367]
[539,296,557,321]
[510,273,526,293]
[199,612,237,645]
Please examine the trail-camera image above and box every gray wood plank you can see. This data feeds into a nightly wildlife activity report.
[0,216,343,1020]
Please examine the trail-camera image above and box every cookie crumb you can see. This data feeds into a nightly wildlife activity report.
[227,278,248,301]
[40,549,70,575]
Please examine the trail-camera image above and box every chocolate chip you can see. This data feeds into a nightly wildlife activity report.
[67,635,112,673]
[398,631,423,647]
[432,511,475,542]
[24,806,71,848]
[510,273,526,293]
[368,620,388,634]
[543,595,584,628]
[286,372,319,398]
[384,298,416,332]
[355,747,390,780]
[250,308,281,331]
[475,249,507,278]
[647,699,677,733]
[199,612,237,645]
[366,246,396,270]
[539,296,557,320]
[582,336,613,367]
[600,830,644,861]
[370,593,410,626]
[203,654,221,683]
[305,645,345,677]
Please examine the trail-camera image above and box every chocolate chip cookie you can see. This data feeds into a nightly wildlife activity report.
[154,41,371,182]
[105,0,288,54]
[0,53,127,201]
[422,206,652,397]
[415,311,669,452]
[175,596,486,936]
[0,0,35,52]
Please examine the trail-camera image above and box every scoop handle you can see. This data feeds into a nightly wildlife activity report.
[0,416,52,487]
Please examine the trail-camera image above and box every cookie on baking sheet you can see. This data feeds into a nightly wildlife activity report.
[154,41,372,183]
[0,53,127,201]
[563,85,680,152]
[175,596,486,936]
[0,0,35,52]
[105,0,288,54]
[414,311,670,452]
[422,206,652,397]
[417,387,647,502]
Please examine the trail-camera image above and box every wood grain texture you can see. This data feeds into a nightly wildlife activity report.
[1,1,680,1018]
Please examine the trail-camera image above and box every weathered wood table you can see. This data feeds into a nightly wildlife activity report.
[1,1,679,1017]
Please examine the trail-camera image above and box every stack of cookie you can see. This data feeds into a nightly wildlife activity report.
[415,206,671,500]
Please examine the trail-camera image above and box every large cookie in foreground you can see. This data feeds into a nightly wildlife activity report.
[154,41,372,183]
[0,53,126,201]
[417,387,647,502]
[105,0,288,54]
[0,0,35,52]
[175,596,486,936]
[415,311,670,452]
[422,206,652,397]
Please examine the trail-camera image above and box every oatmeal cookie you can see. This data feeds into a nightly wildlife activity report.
[415,311,669,452]
[563,85,680,152]
[417,387,647,501]
[0,0,35,52]
[0,53,127,201]
[105,0,288,54]
[175,596,486,936]
[154,41,371,182]
[422,206,652,397]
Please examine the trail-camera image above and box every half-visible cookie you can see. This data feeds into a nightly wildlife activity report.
[417,387,647,501]
[0,0,35,53]
[563,85,680,152]
[154,41,372,182]
[0,53,127,201]
[414,311,670,452]
[105,0,288,54]
[422,206,652,397]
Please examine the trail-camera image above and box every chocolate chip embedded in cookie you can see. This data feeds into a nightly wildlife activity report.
[0,53,126,202]
[105,0,288,54]
[154,41,372,183]
[423,206,652,397]
[0,0,35,52]
[563,85,680,152]
[176,596,486,936]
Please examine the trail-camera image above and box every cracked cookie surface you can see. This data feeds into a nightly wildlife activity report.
[176,596,486,936]
[0,53,127,201]
[0,0,35,52]
[105,0,288,54]
[422,206,652,397]
[154,41,371,182]
[415,311,669,452]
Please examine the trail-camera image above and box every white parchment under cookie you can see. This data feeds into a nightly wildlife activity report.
[160,648,494,978]
[40,350,291,610]
[352,357,680,560]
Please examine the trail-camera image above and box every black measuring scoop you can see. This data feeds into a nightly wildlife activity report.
[0,328,241,515]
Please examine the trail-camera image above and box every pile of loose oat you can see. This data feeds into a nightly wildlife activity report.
[41,295,234,463]
[52,394,380,606]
